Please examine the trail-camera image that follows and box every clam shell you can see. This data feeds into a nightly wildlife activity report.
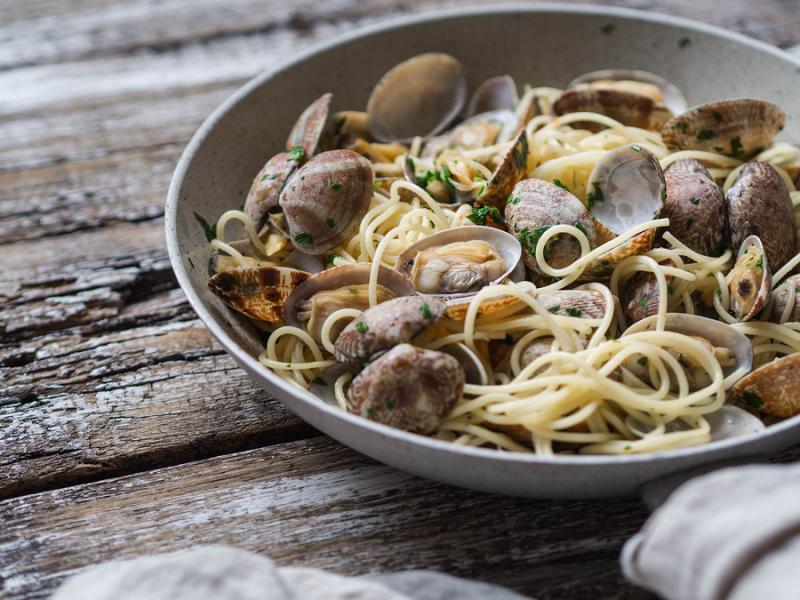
[208,266,310,323]
[444,287,607,321]
[706,405,765,441]
[661,99,784,158]
[566,69,687,114]
[331,110,370,146]
[243,152,296,230]
[465,75,519,117]
[623,270,669,324]
[446,110,516,153]
[730,353,800,418]
[553,88,672,131]
[504,178,596,275]
[520,336,555,373]
[347,344,464,434]
[662,159,726,256]
[279,149,373,255]
[286,93,332,158]
[442,343,488,385]
[726,235,771,321]
[766,274,800,323]
[726,161,796,270]
[578,220,656,280]
[395,225,522,297]
[367,53,467,142]
[476,129,529,210]
[334,296,446,363]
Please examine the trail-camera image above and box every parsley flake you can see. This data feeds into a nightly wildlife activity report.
[421,302,432,319]
[630,144,642,153]
[294,232,313,244]
[566,307,582,317]
[674,121,688,133]
[288,146,305,162]
[325,218,335,228]
[330,181,342,190]
[697,129,715,140]
[385,398,396,409]
[741,389,763,409]
[689,196,701,205]
[637,355,648,367]
[587,182,604,209]
[356,321,369,334]
[639,294,648,308]
[193,212,216,242]
[260,173,278,182]
[468,205,504,226]
[553,178,570,191]
[326,253,338,264]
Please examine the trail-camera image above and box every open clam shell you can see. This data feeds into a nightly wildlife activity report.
[766,274,800,323]
[622,269,669,324]
[476,128,529,210]
[553,86,672,131]
[465,75,519,117]
[566,69,687,114]
[444,287,608,321]
[367,53,467,142]
[624,405,764,441]
[243,152,296,230]
[442,343,489,385]
[286,93,332,159]
[208,266,310,323]
[661,99,784,158]
[726,235,771,322]
[730,353,800,418]
[395,225,523,297]
[579,220,656,281]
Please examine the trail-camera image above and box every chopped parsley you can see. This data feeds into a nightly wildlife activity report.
[674,121,688,133]
[637,355,649,367]
[294,232,313,244]
[508,194,521,205]
[623,445,633,452]
[468,205,504,226]
[260,173,278,182]
[574,221,588,236]
[356,321,369,334]
[311,377,327,386]
[416,166,456,199]
[679,37,691,49]
[553,178,569,191]
[587,182,604,209]
[518,225,552,255]
[712,111,723,124]
[326,253,338,264]
[325,218,335,228]
[697,129,715,141]
[566,307,582,317]
[330,181,342,190]
[421,302,432,319]
[756,256,764,269]
[667,283,675,296]
[288,146,305,162]
[193,211,216,242]
[731,136,743,156]
[429,219,436,229]
[689,196,701,205]
[741,389,763,409]
[639,294,648,308]
[385,398,396,409]
[373,180,382,188]
[630,144,642,153]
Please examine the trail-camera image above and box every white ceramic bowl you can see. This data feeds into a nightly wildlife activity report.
[166,4,800,498]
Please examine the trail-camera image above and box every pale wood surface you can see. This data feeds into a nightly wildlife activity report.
[2,1,800,598]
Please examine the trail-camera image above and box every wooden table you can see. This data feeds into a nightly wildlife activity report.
[3,1,800,598]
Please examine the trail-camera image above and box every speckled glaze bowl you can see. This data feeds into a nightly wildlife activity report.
[166,4,800,499]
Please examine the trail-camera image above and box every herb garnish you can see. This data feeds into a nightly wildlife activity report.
[326,253,338,264]
[295,232,313,244]
[260,173,277,182]
[637,356,648,366]
[468,205,504,226]
[574,221,588,236]
[325,218,335,228]
[741,389,763,409]
[508,194,521,205]
[553,178,569,191]
[674,122,688,133]
[385,398,396,409]
[697,129,715,140]
[712,111,723,124]
[630,144,642,153]
[356,321,369,334]
[587,182,604,209]
[566,307,582,317]
[689,196,701,205]
[421,302,432,319]
[288,146,305,162]
[639,294,648,308]
[330,182,342,190]
[518,225,552,256]
[193,212,216,242]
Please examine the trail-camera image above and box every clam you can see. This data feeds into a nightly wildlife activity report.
[661,99,784,158]
[623,404,764,441]
[581,144,665,279]
[208,266,310,323]
[623,313,754,389]
[726,236,771,321]
[367,53,467,142]
[662,159,726,256]
[347,343,464,434]
[553,85,672,131]
[476,129,529,210]
[441,343,488,384]
[286,93,332,159]
[243,152,297,230]
[623,270,670,324]
[505,178,597,275]
[566,69,687,114]
[465,75,519,117]
[520,336,554,373]
[726,161,796,269]
[444,287,608,321]
[279,149,373,255]
[331,110,370,146]
[396,226,522,296]
[282,263,414,343]
[446,110,517,153]
[766,274,800,323]
[334,296,446,363]
[730,353,800,417]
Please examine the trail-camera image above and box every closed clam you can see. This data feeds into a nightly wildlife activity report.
[566,69,687,114]
[444,287,608,321]
[286,93,332,159]
[662,159,726,256]
[208,266,310,323]
[283,263,414,343]
[465,75,519,117]
[505,178,597,275]
[243,152,297,230]
[445,110,517,153]
[347,343,464,434]
[396,226,522,296]
[334,296,446,363]
[726,236,771,322]
[726,161,796,270]
[441,343,488,384]
[367,53,467,142]
[730,353,800,417]
[623,269,671,324]
[766,274,800,323]
[476,129,530,210]
[661,99,784,158]
[279,149,373,254]
[520,336,555,373]
[554,84,672,131]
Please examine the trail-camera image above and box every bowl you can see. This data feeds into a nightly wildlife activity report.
[166,4,800,498]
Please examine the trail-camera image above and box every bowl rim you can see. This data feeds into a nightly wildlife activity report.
[166,2,800,468]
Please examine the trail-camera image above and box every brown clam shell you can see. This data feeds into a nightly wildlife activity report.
[243,152,296,230]
[553,87,672,131]
[465,75,519,117]
[730,353,800,418]
[662,159,726,256]
[726,161,796,270]
[578,219,657,281]
[766,274,800,323]
[334,296,446,363]
[661,99,784,158]
[279,149,373,255]
[520,336,555,372]
[347,344,464,434]
[504,178,596,275]
[477,129,529,210]
[444,288,608,321]
[286,93,332,158]
[208,266,309,323]
[623,270,670,324]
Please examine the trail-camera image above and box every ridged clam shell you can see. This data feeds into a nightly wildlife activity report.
[662,159,726,256]
[444,288,607,321]
[727,235,771,322]
[730,353,800,418]
[334,296,446,363]
[279,149,373,255]
[553,88,672,131]
[766,274,800,323]
[465,75,519,117]
[208,266,310,323]
[504,178,597,275]
[661,99,784,158]
[347,344,464,434]
[726,161,796,270]
[243,152,296,230]
[622,270,669,324]
[367,53,467,142]
[579,221,655,280]
[476,129,529,210]
[286,93,332,158]
[566,69,687,114]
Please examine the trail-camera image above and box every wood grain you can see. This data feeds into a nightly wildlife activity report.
[0,437,651,600]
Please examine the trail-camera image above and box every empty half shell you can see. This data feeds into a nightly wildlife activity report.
[726,236,771,321]
[347,343,464,434]
[444,287,609,321]
[730,353,800,418]
[766,274,800,323]
[554,87,672,131]
[286,93,332,158]
[465,75,519,117]
[476,129,529,210]
[243,152,297,230]
[367,53,467,142]
[208,266,310,323]
[661,99,784,158]
[566,69,687,114]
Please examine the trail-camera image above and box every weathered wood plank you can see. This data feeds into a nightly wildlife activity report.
[0,436,653,600]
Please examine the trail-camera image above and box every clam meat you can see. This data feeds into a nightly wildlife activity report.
[730,353,800,418]
[726,236,771,322]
